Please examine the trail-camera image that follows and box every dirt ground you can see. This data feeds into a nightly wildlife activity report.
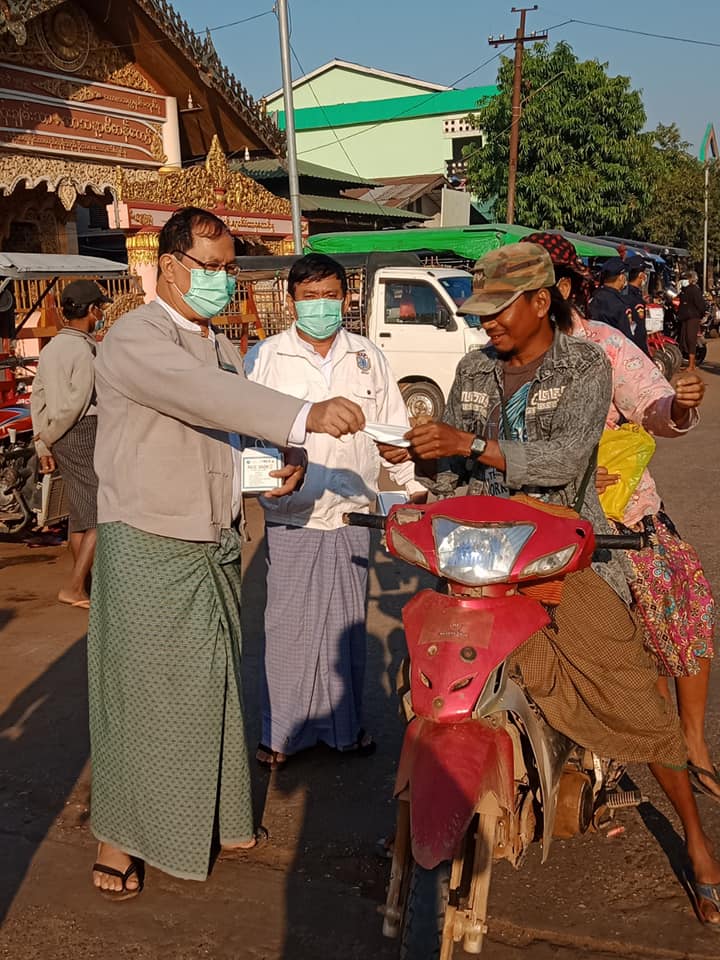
[2,344,720,959]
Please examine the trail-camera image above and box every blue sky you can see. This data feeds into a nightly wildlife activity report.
[174,0,718,152]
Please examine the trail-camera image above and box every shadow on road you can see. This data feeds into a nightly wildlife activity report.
[0,632,89,925]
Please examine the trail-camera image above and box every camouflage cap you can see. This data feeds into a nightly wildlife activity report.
[457,243,556,317]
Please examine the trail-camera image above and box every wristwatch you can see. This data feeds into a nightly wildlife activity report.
[469,436,487,458]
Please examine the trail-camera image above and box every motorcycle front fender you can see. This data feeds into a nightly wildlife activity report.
[395,717,514,870]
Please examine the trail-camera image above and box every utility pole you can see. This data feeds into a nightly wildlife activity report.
[489,6,547,224]
[276,0,303,253]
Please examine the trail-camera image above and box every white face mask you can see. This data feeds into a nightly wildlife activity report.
[680,279,690,288]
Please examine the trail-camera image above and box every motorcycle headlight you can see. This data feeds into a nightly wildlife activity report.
[433,519,534,586]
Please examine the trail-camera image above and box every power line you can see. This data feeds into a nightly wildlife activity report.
[294,51,503,157]
[288,40,396,219]
[291,17,575,158]
[568,18,720,49]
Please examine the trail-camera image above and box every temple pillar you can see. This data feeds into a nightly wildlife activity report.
[125,230,159,302]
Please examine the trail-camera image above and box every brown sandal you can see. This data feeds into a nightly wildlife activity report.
[92,860,143,901]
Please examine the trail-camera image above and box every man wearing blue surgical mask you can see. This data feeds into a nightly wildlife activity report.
[87,210,366,900]
[245,253,425,769]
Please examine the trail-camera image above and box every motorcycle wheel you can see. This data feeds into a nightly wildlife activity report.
[696,341,708,365]
[651,348,673,381]
[400,860,451,960]
[664,343,683,373]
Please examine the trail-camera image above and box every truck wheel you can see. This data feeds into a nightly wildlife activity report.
[400,861,451,960]
[400,381,445,421]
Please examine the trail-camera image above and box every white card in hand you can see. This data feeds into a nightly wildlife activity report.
[362,422,411,447]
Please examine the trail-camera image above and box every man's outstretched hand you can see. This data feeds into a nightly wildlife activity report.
[307,398,365,438]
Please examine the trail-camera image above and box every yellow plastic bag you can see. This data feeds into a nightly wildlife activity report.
[597,424,656,522]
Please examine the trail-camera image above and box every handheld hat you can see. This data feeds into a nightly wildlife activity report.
[457,243,556,317]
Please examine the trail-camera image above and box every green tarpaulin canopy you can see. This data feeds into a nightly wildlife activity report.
[306,223,620,261]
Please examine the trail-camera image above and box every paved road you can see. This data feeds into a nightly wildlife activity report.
[2,344,720,959]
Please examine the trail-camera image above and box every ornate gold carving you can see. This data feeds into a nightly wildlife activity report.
[102,289,147,333]
[32,4,91,74]
[56,177,76,211]
[117,135,292,218]
[0,152,118,203]
[126,230,159,268]
[0,3,157,94]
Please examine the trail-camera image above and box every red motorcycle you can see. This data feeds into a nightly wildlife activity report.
[0,354,68,536]
[346,496,642,958]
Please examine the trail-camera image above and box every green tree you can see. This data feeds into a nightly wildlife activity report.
[638,123,720,269]
[465,41,656,235]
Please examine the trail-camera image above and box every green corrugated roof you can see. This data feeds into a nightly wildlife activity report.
[306,224,619,258]
[275,85,498,132]
[231,157,375,186]
[300,194,426,219]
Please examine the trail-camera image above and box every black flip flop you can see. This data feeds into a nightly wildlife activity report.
[92,860,143,901]
[688,761,720,804]
[256,743,288,769]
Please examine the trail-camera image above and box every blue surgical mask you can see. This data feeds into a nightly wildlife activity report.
[294,298,343,340]
[176,261,236,318]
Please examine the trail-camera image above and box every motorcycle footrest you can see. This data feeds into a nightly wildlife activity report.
[605,789,647,809]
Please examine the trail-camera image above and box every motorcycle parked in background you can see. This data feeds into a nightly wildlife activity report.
[346,496,643,958]
[0,354,68,537]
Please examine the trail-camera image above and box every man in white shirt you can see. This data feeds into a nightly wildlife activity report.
[245,253,425,767]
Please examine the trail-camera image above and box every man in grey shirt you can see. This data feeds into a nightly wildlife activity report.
[31,279,108,608]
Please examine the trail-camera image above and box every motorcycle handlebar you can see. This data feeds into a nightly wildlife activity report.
[594,533,645,551]
[343,512,386,530]
[343,514,646,550]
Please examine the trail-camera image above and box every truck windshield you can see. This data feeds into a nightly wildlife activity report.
[439,277,482,328]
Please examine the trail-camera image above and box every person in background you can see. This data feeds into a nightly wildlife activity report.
[623,254,650,355]
[678,270,706,371]
[31,279,108,609]
[521,232,719,808]
[589,257,635,343]
[245,253,426,768]
[88,209,364,899]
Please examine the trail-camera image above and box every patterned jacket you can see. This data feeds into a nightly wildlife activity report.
[433,330,631,601]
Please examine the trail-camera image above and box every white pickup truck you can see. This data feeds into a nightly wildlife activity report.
[227,253,488,419]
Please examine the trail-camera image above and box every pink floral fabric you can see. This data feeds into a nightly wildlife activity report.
[572,314,697,527]
[572,313,712,676]
[628,516,714,677]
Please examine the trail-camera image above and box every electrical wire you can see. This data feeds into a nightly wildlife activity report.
[290,18,575,158]
[294,51,503,157]
[568,18,720,50]
[287,38,401,219]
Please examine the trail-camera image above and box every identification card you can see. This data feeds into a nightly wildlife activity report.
[241,446,284,493]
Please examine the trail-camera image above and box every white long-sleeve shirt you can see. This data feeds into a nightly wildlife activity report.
[245,325,423,530]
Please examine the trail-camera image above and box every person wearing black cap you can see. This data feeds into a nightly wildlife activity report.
[31,279,109,609]
[588,257,636,344]
[623,254,650,355]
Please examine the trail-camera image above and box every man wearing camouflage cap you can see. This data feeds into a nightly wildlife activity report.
[404,243,720,925]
